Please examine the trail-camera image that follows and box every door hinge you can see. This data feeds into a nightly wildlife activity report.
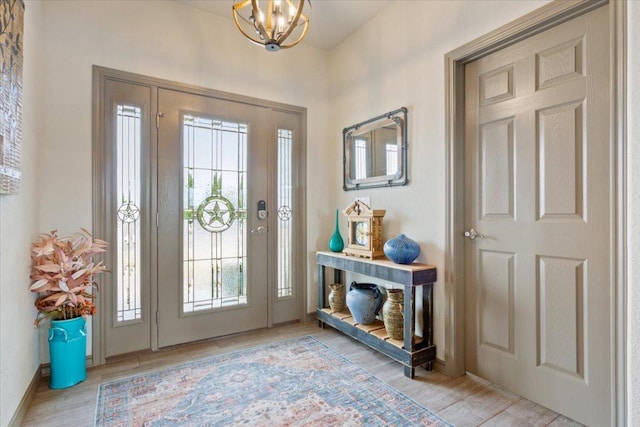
[155,310,159,324]
[156,212,159,228]
[156,112,164,129]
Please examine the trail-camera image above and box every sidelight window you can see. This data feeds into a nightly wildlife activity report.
[115,105,143,322]
[277,128,294,299]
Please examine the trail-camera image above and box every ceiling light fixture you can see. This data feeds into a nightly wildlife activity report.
[232,0,310,52]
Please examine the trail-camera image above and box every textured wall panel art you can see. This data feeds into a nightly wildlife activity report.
[0,0,23,194]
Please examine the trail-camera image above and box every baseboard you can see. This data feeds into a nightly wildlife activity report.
[431,357,446,373]
[8,366,42,427]
[12,355,94,424]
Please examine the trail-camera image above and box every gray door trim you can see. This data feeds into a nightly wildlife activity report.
[92,66,307,364]
[444,0,626,425]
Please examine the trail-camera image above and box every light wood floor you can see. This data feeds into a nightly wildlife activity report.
[22,321,584,426]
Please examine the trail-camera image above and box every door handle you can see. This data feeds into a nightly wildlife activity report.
[251,226,268,234]
[464,228,485,240]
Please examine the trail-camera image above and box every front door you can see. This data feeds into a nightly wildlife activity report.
[156,89,270,348]
[97,70,306,359]
[464,5,611,425]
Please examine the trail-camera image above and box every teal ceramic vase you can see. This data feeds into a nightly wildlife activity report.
[48,316,87,389]
[328,209,344,252]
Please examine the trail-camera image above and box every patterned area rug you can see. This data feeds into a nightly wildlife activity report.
[95,336,451,426]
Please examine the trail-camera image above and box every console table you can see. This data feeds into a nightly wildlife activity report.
[316,251,437,378]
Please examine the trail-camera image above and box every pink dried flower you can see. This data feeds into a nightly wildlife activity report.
[30,229,108,327]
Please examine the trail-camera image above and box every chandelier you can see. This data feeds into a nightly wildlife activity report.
[232,0,310,52]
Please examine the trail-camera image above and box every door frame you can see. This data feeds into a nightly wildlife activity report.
[91,66,307,365]
[444,0,627,424]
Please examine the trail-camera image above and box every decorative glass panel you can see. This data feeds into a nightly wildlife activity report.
[0,0,23,194]
[183,115,247,312]
[277,129,294,299]
[116,105,142,322]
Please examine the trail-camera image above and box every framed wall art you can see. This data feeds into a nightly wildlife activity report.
[0,0,24,195]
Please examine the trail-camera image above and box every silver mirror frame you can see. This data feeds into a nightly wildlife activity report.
[343,107,408,191]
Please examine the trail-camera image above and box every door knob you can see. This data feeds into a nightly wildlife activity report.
[464,228,484,240]
[251,226,268,234]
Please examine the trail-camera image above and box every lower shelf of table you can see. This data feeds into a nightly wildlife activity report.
[317,308,436,378]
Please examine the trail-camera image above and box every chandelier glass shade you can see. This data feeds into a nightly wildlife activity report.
[232,0,310,51]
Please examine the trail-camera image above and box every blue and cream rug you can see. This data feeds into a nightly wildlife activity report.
[95,336,450,426]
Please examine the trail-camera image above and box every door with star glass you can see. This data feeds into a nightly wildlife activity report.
[96,69,305,357]
[157,89,270,347]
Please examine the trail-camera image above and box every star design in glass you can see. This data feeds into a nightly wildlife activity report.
[203,201,230,227]
[197,196,236,233]
[117,202,140,223]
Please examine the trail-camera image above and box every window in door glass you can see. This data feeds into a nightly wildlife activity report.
[277,128,294,299]
[182,115,248,312]
[116,105,143,322]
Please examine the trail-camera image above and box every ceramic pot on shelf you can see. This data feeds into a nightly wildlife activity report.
[328,282,346,312]
[382,288,404,340]
[346,281,383,325]
[383,234,420,264]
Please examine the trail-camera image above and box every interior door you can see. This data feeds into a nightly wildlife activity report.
[157,89,270,348]
[464,5,611,426]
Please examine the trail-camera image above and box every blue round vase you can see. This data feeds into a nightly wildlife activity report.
[383,234,420,264]
[346,282,383,324]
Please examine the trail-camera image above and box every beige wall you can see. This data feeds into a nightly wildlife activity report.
[0,2,43,425]
[34,0,330,234]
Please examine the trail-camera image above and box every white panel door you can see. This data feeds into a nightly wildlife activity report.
[464,5,611,425]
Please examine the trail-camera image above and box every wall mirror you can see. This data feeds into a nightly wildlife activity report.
[343,107,408,191]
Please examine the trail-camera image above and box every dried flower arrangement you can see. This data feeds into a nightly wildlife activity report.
[29,229,108,327]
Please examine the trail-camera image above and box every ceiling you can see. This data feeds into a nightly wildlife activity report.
[176,0,393,50]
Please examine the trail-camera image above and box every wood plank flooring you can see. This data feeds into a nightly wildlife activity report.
[22,321,584,426]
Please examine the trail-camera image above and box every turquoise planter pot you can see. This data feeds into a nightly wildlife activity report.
[328,209,344,252]
[48,316,87,389]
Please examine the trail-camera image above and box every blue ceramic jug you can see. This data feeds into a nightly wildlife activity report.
[346,281,383,324]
